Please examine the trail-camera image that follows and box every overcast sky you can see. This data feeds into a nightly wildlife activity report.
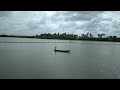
[0,11,120,36]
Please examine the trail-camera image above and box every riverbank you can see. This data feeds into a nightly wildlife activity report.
[1,36,120,43]
[0,32,120,42]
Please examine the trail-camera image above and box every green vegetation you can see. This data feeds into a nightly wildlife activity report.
[0,33,120,42]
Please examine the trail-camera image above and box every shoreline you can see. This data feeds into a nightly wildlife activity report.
[1,36,120,43]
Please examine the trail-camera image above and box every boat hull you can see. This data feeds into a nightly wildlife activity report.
[54,50,71,52]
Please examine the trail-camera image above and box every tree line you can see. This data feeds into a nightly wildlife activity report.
[0,32,120,42]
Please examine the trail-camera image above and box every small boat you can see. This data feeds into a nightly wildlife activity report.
[54,46,71,52]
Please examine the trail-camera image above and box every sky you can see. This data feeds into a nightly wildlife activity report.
[0,11,120,37]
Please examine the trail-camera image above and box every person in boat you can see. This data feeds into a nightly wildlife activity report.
[55,46,57,50]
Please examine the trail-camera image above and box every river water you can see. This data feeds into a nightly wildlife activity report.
[0,37,120,79]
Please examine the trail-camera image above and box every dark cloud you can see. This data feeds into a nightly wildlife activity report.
[62,11,104,21]
[0,11,120,36]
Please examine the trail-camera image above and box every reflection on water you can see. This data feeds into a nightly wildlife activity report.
[0,37,120,79]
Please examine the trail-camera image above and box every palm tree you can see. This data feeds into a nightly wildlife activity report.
[87,33,89,37]
[90,33,93,38]
[101,34,106,38]
[98,34,106,38]
[81,34,85,38]
[98,34,101,38]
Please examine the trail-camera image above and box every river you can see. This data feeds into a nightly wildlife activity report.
[0,37,120,79]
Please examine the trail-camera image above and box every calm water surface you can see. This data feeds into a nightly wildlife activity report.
[0,37,120,79]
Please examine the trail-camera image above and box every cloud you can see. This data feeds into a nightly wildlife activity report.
[0,11,120,36]
[0,11,13,17]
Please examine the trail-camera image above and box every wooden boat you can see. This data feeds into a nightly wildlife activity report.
[54,50,71,52]
[54,46,71,52]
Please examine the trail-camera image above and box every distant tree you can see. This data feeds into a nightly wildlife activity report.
[36,34,39,38]
[98,34,106,38]
[86,33,89,37]
[101,34,106,38]
[113,36,117,38]
[98,34,100,38]
[90,33,93,38]
[81,34,85,37]
[112,36,117,41]
[1,32,120,42]
[110,36,113,39]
